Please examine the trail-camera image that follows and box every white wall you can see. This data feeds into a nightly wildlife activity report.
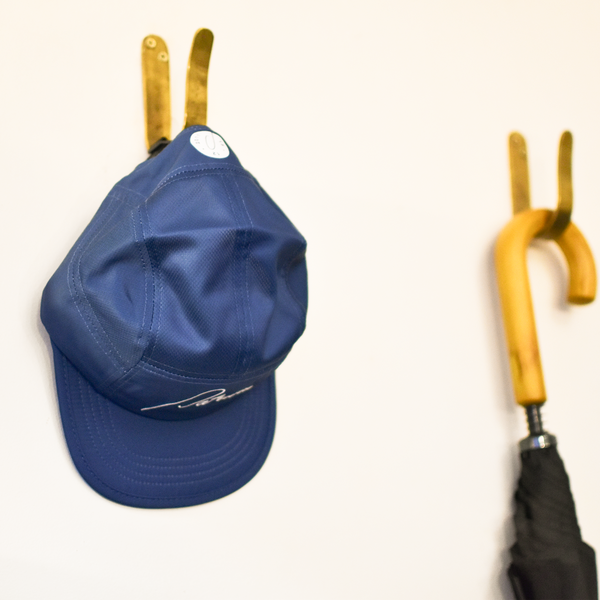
[3,1,600,598]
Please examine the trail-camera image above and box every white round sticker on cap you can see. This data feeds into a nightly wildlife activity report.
[190,131,230,159]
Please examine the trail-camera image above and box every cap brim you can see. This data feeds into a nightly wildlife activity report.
[51,342,276,509]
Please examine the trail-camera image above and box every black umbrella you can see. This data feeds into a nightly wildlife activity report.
[495,133,598,600]
[509,441,597,599]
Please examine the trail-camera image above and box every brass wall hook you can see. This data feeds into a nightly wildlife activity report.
[508,131,573,240]
[141,28,214,155]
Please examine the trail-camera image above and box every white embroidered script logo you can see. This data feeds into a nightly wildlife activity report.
[140,386,254,412]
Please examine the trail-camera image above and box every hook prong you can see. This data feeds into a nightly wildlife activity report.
[540,131,573,239]
[142,35,171,152]
[509,132,531,215]
[183,28,214,129]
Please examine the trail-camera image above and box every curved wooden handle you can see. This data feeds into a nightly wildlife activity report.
[495,209,596,406]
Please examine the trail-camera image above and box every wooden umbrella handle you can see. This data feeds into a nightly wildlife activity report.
[495,209,596,406]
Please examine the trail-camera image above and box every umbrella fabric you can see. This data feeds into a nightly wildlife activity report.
[508,446,598,600]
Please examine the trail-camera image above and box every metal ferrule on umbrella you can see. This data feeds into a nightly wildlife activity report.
[495,132,598,600]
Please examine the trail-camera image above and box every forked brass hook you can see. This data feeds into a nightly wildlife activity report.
[141,28,214,154]
[508,131,573,240]
[495,209,596,407]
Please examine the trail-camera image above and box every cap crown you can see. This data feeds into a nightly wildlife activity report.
[42,127,307,419]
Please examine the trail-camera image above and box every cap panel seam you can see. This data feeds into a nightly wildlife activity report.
[221,174,251,375]
[138,356,282,381]
[220,174,244,375]
[158,164,245,185]
[103,351,279,400]
[138,200,164,362]
[281,250,309,319]
[245,177,308,318]
[244,174,308,324]
[72,191,154,374]
[113,183,146,201]
[104,357,141,396]
[231,175,257,376]
[153,166,254,196]
[101,203,160,396]
[67,195,127,373]
[130,208,153,351]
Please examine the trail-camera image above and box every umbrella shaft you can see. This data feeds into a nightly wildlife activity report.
[526,405,544,436]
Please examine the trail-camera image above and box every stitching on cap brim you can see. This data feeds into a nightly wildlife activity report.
[51,343,276,509]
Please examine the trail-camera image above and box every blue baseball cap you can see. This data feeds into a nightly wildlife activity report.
[41,126,308,508]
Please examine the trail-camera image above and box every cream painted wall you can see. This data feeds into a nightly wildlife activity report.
[2,1,600,598]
